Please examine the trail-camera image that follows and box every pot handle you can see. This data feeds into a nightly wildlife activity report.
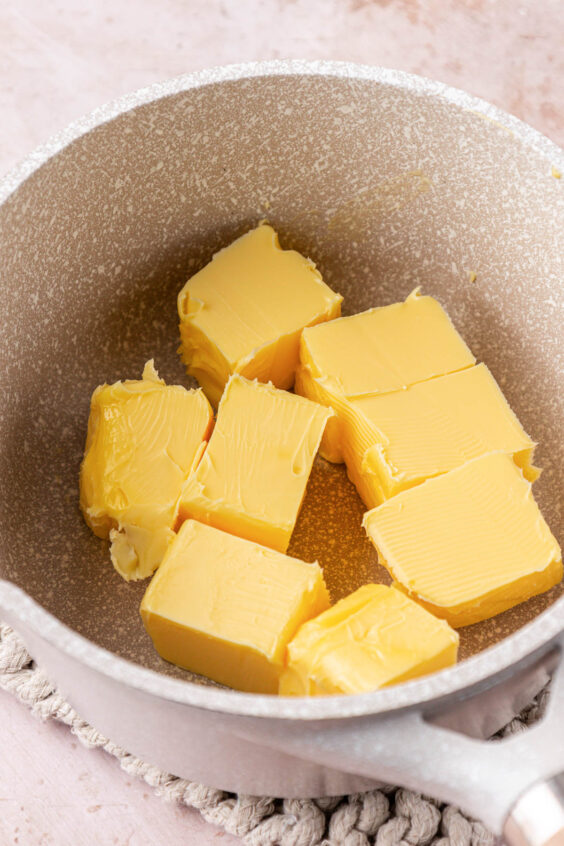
[504,775,564,846]
[240,640,564,839]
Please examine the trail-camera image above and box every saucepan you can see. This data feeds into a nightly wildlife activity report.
[1,61,563,845]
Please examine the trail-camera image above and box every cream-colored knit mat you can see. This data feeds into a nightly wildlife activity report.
[1,622,549,846]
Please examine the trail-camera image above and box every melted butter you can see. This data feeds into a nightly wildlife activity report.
[178,374,332,552]
[363,452,562,628]
[279,584,458,696]
[326,171,432,243]
[140,520,330,693]
[80,361,213,581]
[177,223,342,406]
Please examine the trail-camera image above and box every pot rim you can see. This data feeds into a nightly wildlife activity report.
[2,578,562,719]
[1,60,563,721]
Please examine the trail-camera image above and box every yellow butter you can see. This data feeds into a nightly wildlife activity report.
[344,363,538,507]
[279,584,458,696]
[363,452,562,627]
[177,223,342,406]
[178,374,332,552]
[299,287,474,394]
[296,290,539,508]
[296,289,475,464]
[140,520,330,693]
[80,361,213,581]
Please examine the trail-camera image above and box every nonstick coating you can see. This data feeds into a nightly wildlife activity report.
[1,64,563,693]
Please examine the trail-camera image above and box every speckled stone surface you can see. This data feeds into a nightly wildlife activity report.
[1,66,563,685]
[1,4,564,844]
[2,0,564,178]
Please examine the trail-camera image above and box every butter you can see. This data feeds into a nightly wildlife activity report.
[363,452,562,627]
[296,289,475,464]
[140,520,330,693]
[279,584,458,695]
[80,361,213,581]
[299,288,475,399]
[296,291,538,508]
[177,223,343,406]
[178,374,332,552]
[346,363,539,507]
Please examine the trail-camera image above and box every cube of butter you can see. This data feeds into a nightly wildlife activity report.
[279,584,458,695]
[346,363,539,508]
[80,361,213,581]
[178,374,332,552]
[177,223,343,406]
[363,452,562,627]
[140,520,330,693]
[295,288,475,463]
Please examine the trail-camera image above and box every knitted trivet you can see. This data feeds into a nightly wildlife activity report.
[0,622,549,846]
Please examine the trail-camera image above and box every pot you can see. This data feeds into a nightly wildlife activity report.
[1,61,563,845]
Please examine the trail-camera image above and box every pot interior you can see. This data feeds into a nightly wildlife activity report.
[1,69,563,686]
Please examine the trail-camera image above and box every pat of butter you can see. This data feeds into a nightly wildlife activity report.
[80,361,213,581]
[346,363,539,507]
[178,374,332,552]
[140,520,330,693]
[299,287,475,394]
[363,452,562,627]
[177,223,342,406]
[296,289,475,463]
[279,584,458,695]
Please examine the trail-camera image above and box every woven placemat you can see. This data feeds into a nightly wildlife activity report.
[0,622,549,846]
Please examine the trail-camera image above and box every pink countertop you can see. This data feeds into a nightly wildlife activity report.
[1,1,563,844]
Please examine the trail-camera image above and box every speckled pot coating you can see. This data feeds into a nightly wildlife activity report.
[0,61,563,723]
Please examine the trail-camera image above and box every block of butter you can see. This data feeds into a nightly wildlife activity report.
[363,452,562,627]
[177,223,343,406]
[178,374,332,552]
[80,361,213,581]
[345,363,538,508]
[296,288,475,463]
[140,520,330,693]
[279,584,458,696]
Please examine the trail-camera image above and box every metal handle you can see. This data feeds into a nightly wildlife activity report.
[237,638,564,837]
[505,775,564,846]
